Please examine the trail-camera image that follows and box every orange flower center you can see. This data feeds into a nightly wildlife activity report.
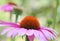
[20,16,40,30]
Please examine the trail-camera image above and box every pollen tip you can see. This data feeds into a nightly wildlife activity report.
[20,16,40,30]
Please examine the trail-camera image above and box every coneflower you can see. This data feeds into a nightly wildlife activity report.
[0,2,17,12]
[0,16,57,41]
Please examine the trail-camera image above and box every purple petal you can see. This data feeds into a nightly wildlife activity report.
[28,35,34,41]
[41,30,56,40]
[40,26,57,37]
[7,28,18,37]
[34,30,48,41]
[18,28,27,36]
[0,20,20,28]
[1,28,13,35]
[41,30,51,39]
[0,4,14,12]
[26,30,34,36]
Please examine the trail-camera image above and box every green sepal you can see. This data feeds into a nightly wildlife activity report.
[13,8,22,15]
[13,8,23,23]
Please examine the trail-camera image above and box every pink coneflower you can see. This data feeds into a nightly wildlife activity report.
[0,16,57,41]
[0,2,16,12]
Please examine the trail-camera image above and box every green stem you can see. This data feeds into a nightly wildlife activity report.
[53,0,59,29]
[25,36,29,41]
[15,14,19,23]
[10,12,12,21]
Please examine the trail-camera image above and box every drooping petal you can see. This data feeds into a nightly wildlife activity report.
[40,26,57,41]
[41,30,51,39]
[1,28,12,35]
[7,28,18,37]
[26,30,34,36]
[34,30,48,41]
[40,26,57,37]
[18,28,27,36]
[41,30,56,40]
[28,35,34,41]
[0,20,20,28]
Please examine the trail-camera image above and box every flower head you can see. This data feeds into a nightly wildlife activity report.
[0,2,16,12]
[20,16,40,30]
[0,16,57,41]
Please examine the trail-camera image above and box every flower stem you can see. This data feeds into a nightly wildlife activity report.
[15,14,19,23]
[10,12,12,21]
[25,36,29,41]
[53,0,59,29]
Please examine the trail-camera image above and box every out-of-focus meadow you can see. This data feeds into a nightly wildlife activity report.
[0,0,60,41]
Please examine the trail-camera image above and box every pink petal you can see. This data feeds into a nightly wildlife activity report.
[18,28,27,36]
[0,4,14,12]
[28,35,34,41]
[26,30,34,36]
[40,26,57,41]
[41,30,56,40]
[41,30,51,39]
[1,28,13,35]
[0,20,20,28]
[40,26,57,37]
[7,28,18,37]
[34,30,48,41]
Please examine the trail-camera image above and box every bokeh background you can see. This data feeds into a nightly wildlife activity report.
[0,0,60,41]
